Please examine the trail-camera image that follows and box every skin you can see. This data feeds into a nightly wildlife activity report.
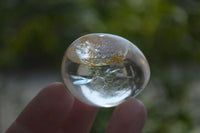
[6,82,146,133]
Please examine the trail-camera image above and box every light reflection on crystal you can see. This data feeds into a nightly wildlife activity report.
[62,33,150,107]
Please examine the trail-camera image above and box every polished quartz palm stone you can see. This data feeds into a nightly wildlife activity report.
[62,33,150,107]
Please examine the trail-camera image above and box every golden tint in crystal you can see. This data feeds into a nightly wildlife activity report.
[62,33,150,107]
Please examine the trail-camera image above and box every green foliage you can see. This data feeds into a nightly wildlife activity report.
[1,0,200,70]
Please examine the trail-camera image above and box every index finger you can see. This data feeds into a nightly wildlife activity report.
[6,82,74,133]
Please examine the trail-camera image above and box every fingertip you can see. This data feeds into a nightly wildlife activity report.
[121,98,147,126]
[119,98,147,119]
[44,82,69,95]
[105,98,147,133]
[33,82,75,115]
[58,99,98,133]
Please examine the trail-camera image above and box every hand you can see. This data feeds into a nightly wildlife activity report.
[6,82,146,133]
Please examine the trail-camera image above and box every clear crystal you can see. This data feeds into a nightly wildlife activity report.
[62,33,150,107]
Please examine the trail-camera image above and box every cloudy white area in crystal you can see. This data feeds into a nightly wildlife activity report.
[61,33,150,107]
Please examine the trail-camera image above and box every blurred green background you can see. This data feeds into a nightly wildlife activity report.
[1,0,200,133]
